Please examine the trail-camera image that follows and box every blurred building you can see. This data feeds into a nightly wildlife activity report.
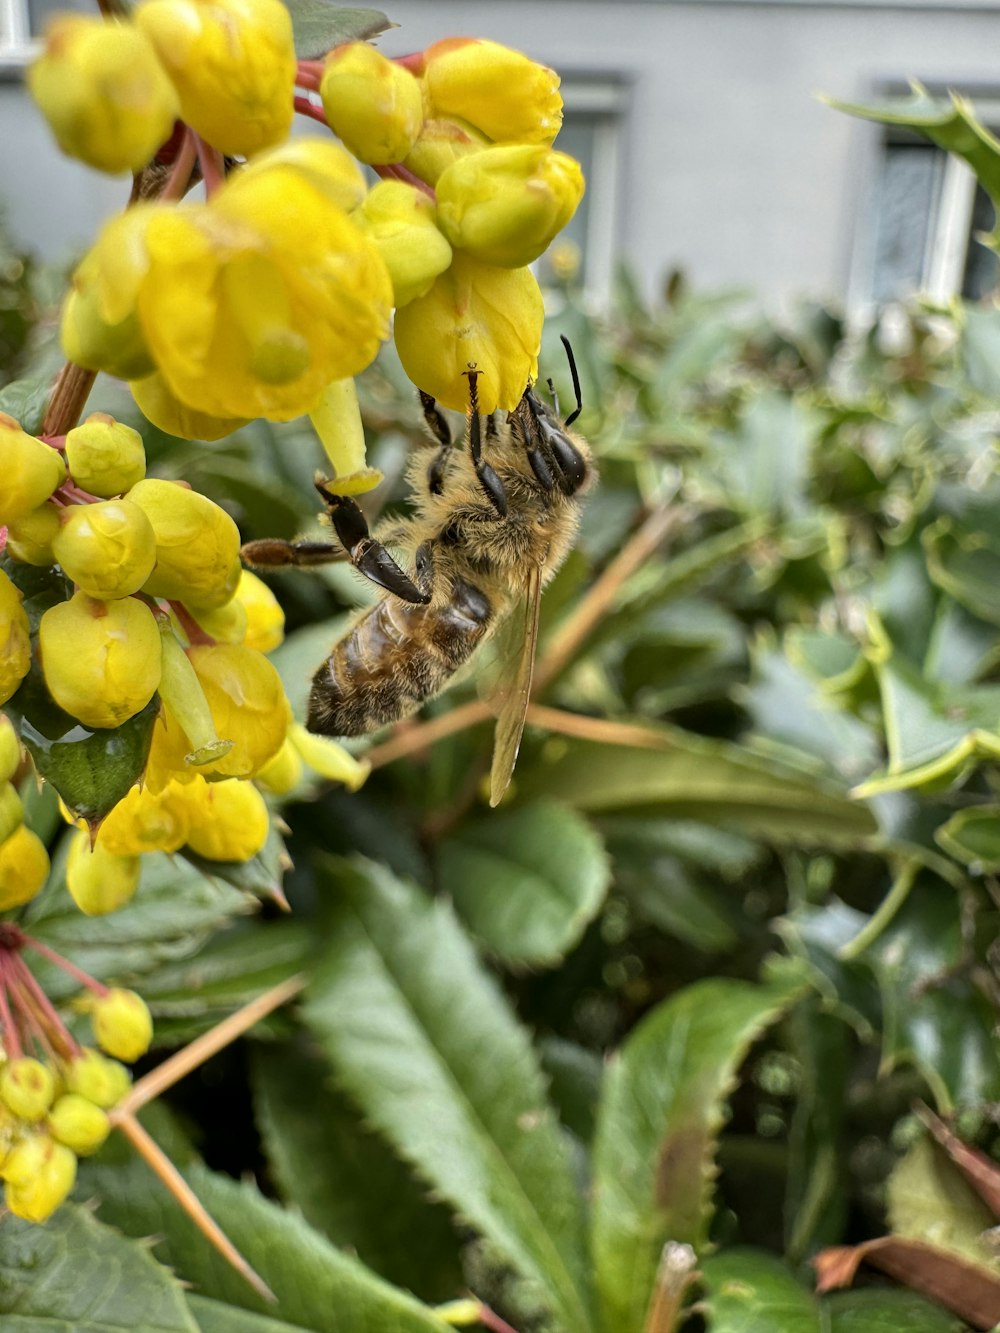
[2,0,999,313]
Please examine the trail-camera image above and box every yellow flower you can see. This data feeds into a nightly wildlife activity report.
[135,163,392,421]
[231,569,284,653]
[130,371,251,442]
[127,478,242,611]
[28,14,178,175]
[52,499,157,600]
[3,1134,76,1223]
[404,117,489,187]
[0,825,50,911]
[237,138,368,212]
[435,145,584,268]
[180,776,270,860]
[320,42,424,165]
[65,414,146,497]
[134,0,295,156]
[88,780,190,855]
[48,1094,111,1155]
[355,180,453,308]
[90,988,153,1062]
[0,569,31,707]
[66,831,141,915]
[5,504,60,567]
[420,38,562,145]
[0,415,66,525]
[393,252,543,413]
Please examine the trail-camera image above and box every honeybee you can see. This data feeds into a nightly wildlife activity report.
[242,340,593,805]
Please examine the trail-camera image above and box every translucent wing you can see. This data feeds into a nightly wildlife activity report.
[489,561,543,807]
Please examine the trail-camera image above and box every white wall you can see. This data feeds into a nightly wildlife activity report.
[3,1,1000,303]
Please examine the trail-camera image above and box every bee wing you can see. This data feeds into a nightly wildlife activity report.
[489,560,543,807]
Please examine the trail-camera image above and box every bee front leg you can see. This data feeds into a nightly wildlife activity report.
[316,482,430,605]
[419,390,453,495]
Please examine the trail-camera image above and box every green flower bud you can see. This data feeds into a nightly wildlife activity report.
[4,1134,77,1222]
[0,782,24,847]
[48,1092,110,1155]
[436,145,585,268]
[65,414,146,497]
[53,499,157,599]
[91,987,153,1063]
[0,713,21,785]
[0,414,66,525]
[355,180,452,308]
[320,42,424,165]
[66,829,140,915]
[62,1047,130,1108]
[5,503,60,566]
[0,570,31,707]
[127,479,242,610]
[0,1058,56,1122]
[38,591,161,729]
[0,825,50,910]
[181,776,269,861]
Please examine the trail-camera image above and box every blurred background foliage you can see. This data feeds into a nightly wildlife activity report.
[1,207,999,1333]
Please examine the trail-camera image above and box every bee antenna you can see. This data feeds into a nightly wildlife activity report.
[559,334,583,426]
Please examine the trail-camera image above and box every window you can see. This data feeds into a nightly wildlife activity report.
[1,0,88,67]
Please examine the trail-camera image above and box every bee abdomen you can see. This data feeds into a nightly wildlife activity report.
[307,577,492,737]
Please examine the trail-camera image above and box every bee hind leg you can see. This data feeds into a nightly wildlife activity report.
[419,390,453,495]
[315,482,430,605]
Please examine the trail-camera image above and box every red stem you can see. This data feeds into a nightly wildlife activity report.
[168,600,214,647]
[295,65,321,92]
[393,51,424,72]
[476,1306,523,1333]
[0,957,23,1060]
[18,935,108,998]
[372,162,435,199]
[9,953,80,1058]
[196,137,226,197]
[293,94,330,126]
[161,126,199,202]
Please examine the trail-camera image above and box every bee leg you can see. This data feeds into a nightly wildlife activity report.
[419,390,452,495]
[467,405,508,517]
[525,389,588,495]
[315,483,430,605]
[241,537,347,568]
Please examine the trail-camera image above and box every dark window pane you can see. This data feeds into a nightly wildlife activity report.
[28,0,90,34]
[870,142,943,303]
[962,183,1000,300]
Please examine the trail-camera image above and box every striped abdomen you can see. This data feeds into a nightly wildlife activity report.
[306,576,492,737]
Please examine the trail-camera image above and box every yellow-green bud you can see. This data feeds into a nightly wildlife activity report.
[394,251,543,413]
[6,503,60,566]
[355,180,452,308]
[38,591,161,730]
[91,987,153,1062]
[52,499,157,599]
[0,714,20,785]
[48,1092,111,1155]
[320,42,423,165]
[0,1058,56,1121]
[181,776,270,861]
[290,723,370,790]
[0,570,31,707]
[127,479,242,610]
[420,38,563,145]
[436,145,585,268]
[255,735,303,795]
[187,597,249,646]
[0,414,66,525]
[0,782,24,847]
[154,627,233,773]
[65,414,146,497]
[66,830,140,915]
[134,0,295,157]
[0,825,50,910]
[27,14,179,175]
[62,1048,130,1108]
[4,1134,77,1222]
[403,117,489,187]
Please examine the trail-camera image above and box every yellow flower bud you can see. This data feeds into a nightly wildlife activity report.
[48,1092,110,1155]
[185,643,289,778]
[236,137,367,212]
[0,782,24,847]
[231,569,284,653]
[290,723,369,790]
[38,591,161,729]
[127,479,242,610]
[130,371,251,442]
[28,14,179,175]
[394,252,543,413]
[320,42,424,165]
[0,825,49,910]
[355,180,453,308]
[181,776,270,860]
[61,207,159,380]
[186,597,249,646]
[436,145,584,268]
[421,38,562,145]
[52,499,157,600]
[0,714,21,785]
[62,1048,130,1108]
[65,414,146,497]
[5,504,60,567]
[134,0,295,156]
[0,415,66,525]
[66,829,141,914]
[4,1135,77,1223]
[93,779,190,855]
[255,734,303,794]
[0,1058,56,1122]
[403,117,489,187]
[0,569,31,707]
[91,987,153,1062]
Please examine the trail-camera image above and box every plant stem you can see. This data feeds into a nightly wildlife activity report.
[18,935,108,997]
[0,958,23,1060]
[160,127,199,202]
[41,363,97,438]
[8,952,79,1058]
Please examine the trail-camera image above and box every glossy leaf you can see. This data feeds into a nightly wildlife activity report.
[700,1248,821,1333]
[0,372,51,433]
[591,975,802,1333]
[823,1288,967,1332]
[887,1138,996,1267]
[302,857,596,1333]
[437,800,611,966]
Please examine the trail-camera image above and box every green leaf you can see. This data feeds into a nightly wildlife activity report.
[823,1288,968,1332]
[187,1296,318,1333]
[252,1040,463,1302]
[700,1249,821,1333]
[923,516,1000,627]
[0,372,52,434]
[84,1156,450,1333]
[711,390,822,520]
[283,1,393,60]
[887,1138,996,1268]
[516,727,878,848]
[302,857,596,1333]
[437,801,611,966]
[181,819,291,905]
[935,805,1000,872]
[0,1202,198,1333]
[590,976,802,1333]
